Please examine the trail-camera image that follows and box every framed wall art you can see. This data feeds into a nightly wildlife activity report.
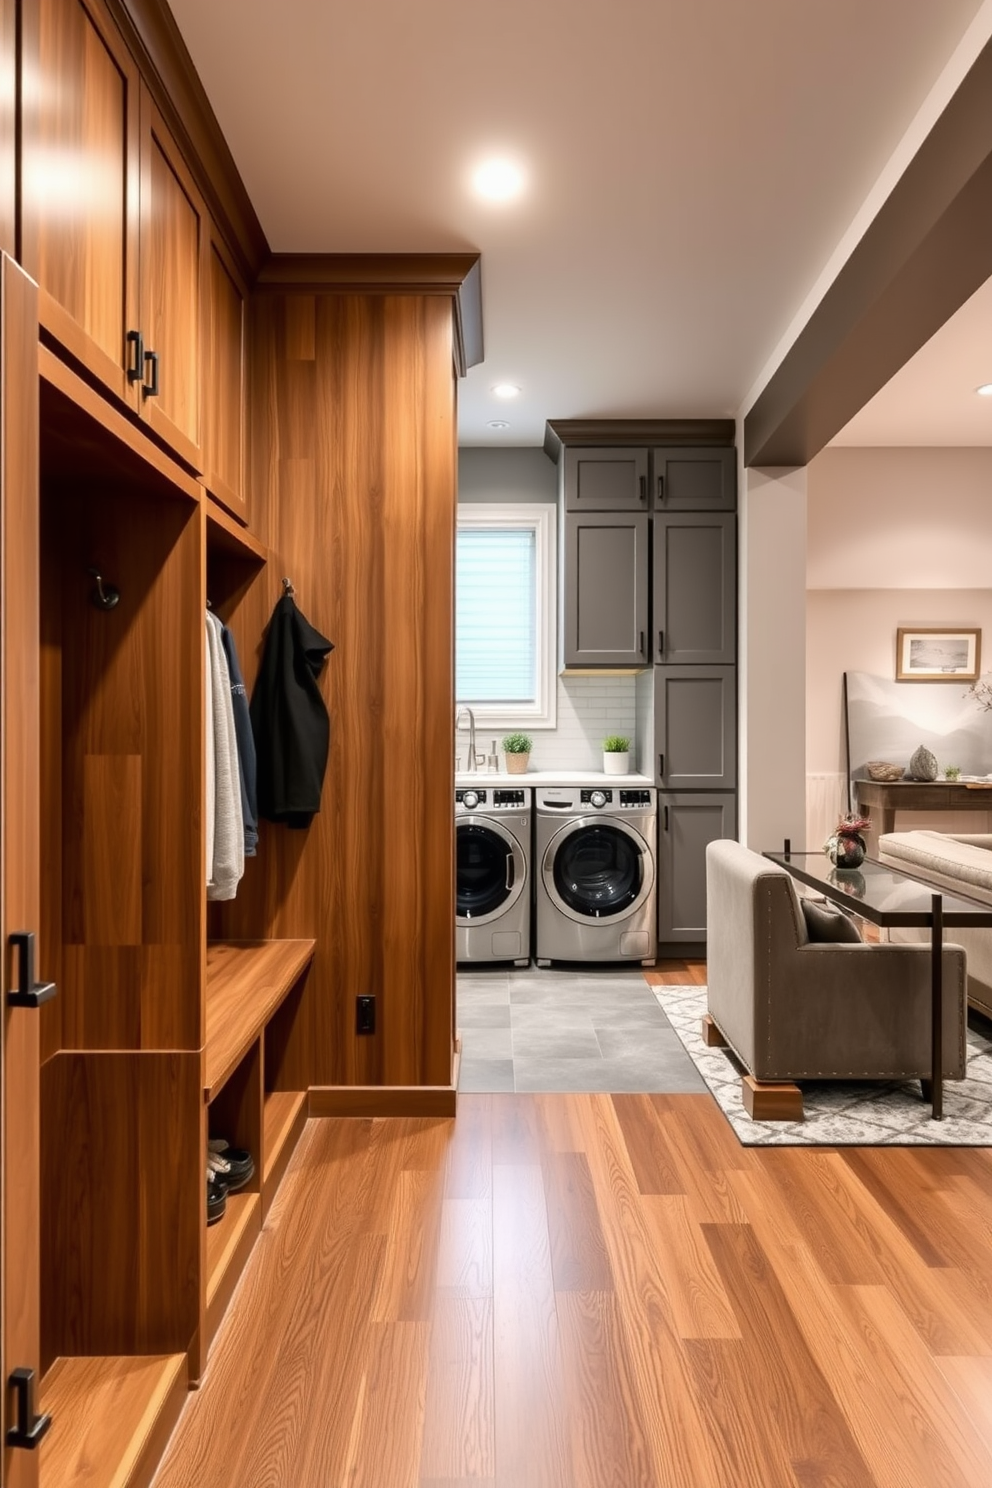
[895,627,981,682]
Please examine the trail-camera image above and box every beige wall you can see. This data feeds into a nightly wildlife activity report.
[806,446,992,845]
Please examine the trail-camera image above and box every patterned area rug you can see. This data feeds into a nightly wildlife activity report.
[655,984,992,1145]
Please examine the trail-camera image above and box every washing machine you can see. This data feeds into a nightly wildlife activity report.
[456,786,531,966]
[535,786,657,965]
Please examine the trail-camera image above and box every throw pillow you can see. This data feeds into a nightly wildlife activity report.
[800,898,862,943]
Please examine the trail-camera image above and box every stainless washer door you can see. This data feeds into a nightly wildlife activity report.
[542,816,654,925]
[456,816,526,927]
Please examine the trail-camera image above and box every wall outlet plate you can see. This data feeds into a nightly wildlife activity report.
[356,994,376,1035]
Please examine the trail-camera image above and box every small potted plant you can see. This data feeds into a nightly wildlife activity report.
[603,734,631,775]
[502,731,533,775]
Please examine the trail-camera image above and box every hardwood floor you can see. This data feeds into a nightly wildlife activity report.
[154,962,992,1488]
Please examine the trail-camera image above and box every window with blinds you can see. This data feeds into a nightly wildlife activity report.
[455,504,557,728]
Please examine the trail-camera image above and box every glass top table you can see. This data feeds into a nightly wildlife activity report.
[764,844,992,1118]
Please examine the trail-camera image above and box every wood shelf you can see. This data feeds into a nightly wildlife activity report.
[205,497,267,562]
[205,1190,260,1308]
[204,940,315,1100]
[39,1354,187,1488]
[263,1089,307,1186]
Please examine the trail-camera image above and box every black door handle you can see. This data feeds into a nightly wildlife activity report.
[664,805,669,831]
[639,631,645,656]
[505,853,515,892]
[7,933,56,1009]
[126,328,144,384]
[6,1368,52,1450]
[657,475,664,503]
[639,474,646,504]
[657,629,664,655]
[658,753,665,778]
[143,349,160,398]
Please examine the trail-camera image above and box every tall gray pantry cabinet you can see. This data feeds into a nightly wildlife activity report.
[545,421,737,953]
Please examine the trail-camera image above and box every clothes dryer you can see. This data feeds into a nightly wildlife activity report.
[535,787,656,965]
[456,786,531,966]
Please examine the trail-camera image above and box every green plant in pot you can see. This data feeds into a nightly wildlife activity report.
[603,734,631,776]
[502,731,533,775]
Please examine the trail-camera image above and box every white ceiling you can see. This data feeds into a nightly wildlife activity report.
[169,0,988,448]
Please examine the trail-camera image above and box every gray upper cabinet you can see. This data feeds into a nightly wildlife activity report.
[652,447,736,511]
[657,792,737,943]
[654,665,736,789]
[564,447,649,511]
[563,511,649,667]
[654,513,736,665]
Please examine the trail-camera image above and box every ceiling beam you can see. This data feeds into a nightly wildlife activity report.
[744,36,992,468]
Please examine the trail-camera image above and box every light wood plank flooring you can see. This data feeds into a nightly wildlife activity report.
[154,964,992,1488]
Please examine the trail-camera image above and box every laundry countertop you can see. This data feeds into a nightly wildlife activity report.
[455,769,655,788]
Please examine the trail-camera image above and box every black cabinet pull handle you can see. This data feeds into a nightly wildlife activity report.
[664,805,669,831]
[657,475,664,503]
[7,933,56,1009]
[142,346,159,395]
[658,753,665,777]
[639,630,645,656]
[658,629,664,655]
[6,1368,51,1450]
[126,329,144,384]
[639,474,646,504]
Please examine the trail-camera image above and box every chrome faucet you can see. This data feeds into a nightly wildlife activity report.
[455,704,478,773]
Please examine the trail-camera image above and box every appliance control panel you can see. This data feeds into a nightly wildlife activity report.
[493,790,525,807]
[619,790,653,807]
[456,788,487,809]
[456,788,530,812]
[580,789,612,806]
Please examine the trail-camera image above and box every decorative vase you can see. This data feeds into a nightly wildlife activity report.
[504,752,529,775]
[827,832,866,869]
[603,751,629,775]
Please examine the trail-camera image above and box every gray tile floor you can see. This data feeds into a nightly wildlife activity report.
[456,966,707,1094]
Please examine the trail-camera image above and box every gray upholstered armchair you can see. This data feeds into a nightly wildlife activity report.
[705,840,967,1119]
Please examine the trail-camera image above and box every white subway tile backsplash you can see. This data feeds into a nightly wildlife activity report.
[457,675,638,772]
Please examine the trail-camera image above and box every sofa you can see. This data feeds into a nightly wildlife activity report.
[705,840,967,1113]
[878,830,992,1020]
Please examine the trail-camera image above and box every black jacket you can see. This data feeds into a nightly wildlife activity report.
[250,595,334,828]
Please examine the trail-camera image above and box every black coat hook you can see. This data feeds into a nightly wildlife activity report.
[88,568,120,610]
[282,577,296,597]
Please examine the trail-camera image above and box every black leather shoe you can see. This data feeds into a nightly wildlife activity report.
[208,1139,254,1192]
[207,1171,228,1226]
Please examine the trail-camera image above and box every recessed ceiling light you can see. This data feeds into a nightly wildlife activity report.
[492,383,521,399]
[487,420,511,430]
[471,158,526,203]
[977,383,992,397]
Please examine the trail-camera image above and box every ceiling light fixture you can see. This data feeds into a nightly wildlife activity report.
[472,158,526,203]
[977,383,992,397]
[492,383,521,399]
[487,420,511,430]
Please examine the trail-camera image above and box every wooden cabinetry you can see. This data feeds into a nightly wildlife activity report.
[201,223,248,520]
[2,256,44,1488]
[562,510,649,667]
[653,512,736,665]
[27,0,207,472]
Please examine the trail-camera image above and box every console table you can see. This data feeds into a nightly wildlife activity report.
[854,779,992,857]
[766,844,992,1119]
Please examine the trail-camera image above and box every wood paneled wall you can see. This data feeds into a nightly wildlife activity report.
[214,291,456,1089]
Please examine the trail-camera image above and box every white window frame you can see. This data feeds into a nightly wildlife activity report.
[455,502,557,730]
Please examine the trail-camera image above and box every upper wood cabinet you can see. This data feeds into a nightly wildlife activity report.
[28,0,207,471]
[138,88,206,470]
[201,222,248,522]
[563,447,649,511]
[31,0,141,406]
